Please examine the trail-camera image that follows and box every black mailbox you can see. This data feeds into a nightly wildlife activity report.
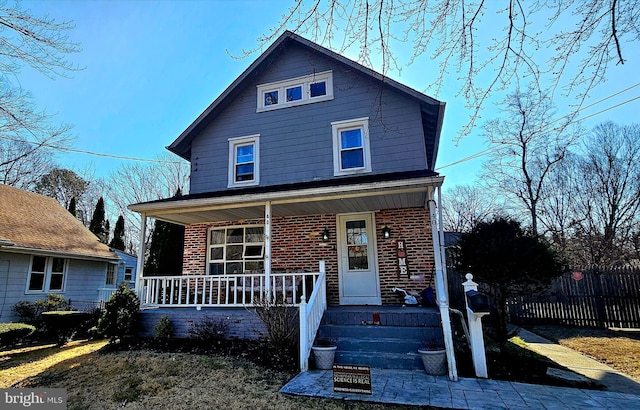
[466,290,490,314]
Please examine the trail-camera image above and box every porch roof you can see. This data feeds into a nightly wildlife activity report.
[129,170,444,225]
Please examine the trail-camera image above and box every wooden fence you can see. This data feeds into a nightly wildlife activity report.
[448,267,640,329]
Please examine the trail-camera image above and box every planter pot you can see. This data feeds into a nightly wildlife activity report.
[311,345,337,370]
[418,348,447,376]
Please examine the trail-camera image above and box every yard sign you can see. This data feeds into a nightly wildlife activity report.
[333,364,372,394]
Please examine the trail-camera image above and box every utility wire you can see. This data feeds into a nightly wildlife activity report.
[0,134,184,164]
[436,91,640,171]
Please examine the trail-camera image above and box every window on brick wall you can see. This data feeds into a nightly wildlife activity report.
[207,226,265,275]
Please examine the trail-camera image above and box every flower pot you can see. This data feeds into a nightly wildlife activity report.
[418,348,447,376]
[311,345,337,370]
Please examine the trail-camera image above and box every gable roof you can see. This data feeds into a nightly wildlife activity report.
[167,31,445,169]
[0,184,118,261]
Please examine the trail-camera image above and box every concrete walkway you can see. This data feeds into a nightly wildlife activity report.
[281,329,640,409]
[515,328,640,395]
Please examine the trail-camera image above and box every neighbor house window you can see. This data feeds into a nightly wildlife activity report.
[27,255,67,293]
[105,264,116,286]
[124,267,133,282]
[208,226,265,275]
[256,71,333,112]
[332,117,372,175]
[228,135,260,187]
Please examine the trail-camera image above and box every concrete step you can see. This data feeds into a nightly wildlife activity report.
[334,350,423,370]
[336,336,421,354]
[322,306,440,327]
[317,324,443,341]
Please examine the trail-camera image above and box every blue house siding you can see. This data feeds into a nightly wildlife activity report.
[189,43,429,194]
[0,251,112,322]
[113,250,137,285]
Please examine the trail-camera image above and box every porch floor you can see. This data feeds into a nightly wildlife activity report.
[280,369,638,409]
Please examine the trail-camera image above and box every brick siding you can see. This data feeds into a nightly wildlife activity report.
[180,208,435,306]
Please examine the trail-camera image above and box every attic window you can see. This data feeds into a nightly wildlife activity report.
[257,71,333,112]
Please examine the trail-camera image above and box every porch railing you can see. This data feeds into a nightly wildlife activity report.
[140,271,321,307]
[299,261,327,372]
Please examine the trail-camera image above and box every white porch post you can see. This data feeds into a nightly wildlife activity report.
[428,195,458,381]
[135,212,147,302]
[264,201,272,296]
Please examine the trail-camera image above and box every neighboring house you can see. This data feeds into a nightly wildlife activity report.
[0,184,121,322]
[129,31,454,372]
[99,249,138,302]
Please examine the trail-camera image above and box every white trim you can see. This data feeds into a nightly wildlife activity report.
[228,134,260,188]
[256,71,333,112]
[25,255,68,294]
[105,263,117,286]
[331,117,372,176]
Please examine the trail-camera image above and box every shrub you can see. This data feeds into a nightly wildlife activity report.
[253,294,299,369]
[155,316,174,339]
[12,294,71,325]
[98,283,140,342]
[41,311,93,346]
[0,323,36,347]
[188,316,228,343]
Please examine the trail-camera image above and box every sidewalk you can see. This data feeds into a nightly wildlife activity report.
[515,327,640,395]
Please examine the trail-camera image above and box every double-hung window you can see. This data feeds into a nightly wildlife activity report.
[228,135,260,187]
[27,255,67,293]
[105,264,116,286]
[332,118,372,175]
[257,71,333,112]
[124,267,134,282]
[208,226,265,275]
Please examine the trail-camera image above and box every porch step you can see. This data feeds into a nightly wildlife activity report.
[314,307,443,371]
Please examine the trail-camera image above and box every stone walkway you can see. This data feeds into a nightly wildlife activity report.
[281,328,640,408]
[280,368,640,409]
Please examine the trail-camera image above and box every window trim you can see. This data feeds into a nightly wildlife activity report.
[207,225,265,275]
[124,266,134,282]
[26,255,68,294]
[331,117,372,176]
[256,71,333,112]
[228,135,260,188]
[105,263,116,286]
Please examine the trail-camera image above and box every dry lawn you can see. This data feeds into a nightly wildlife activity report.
[528,325,640,380]
[5,345,419,410]
[1,339,107,388]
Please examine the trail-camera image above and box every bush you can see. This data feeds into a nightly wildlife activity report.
[155,316,174,339]
[253,294,299,369]
[98,283,140,342]
[0,323,36,347]
[41,311,93,346]
[12,294,71,325]
[188,316,228,343]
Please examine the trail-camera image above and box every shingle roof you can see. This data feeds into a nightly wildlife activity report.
[0,184,118,260]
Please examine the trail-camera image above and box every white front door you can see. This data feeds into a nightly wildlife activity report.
[337,212,381,305]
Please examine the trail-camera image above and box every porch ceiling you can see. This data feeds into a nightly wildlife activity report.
[130,176,443,225]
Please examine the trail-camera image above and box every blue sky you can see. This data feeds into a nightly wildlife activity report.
[18,0,640,188]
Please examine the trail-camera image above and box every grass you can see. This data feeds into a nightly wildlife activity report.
[0,339,107,388]
[527,325,640,380]
[4,343,420,410]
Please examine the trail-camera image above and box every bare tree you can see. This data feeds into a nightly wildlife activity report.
[252,1,639,140]
[105,153,190,255]
[0,2,80,188]
[481,88,580,234]
[571,122,640,265]
[442,184,498,232]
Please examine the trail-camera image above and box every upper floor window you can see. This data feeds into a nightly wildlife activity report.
[256,71,333,112]
[207,226,265,275]
[228,135,260,187]
[332,117,372,176]
[27,255,67,293]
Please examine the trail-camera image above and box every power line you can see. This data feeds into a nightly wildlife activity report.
[436,91,640,171]
[0,135,184,164]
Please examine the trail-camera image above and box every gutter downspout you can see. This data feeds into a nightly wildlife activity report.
[428,193,458,381]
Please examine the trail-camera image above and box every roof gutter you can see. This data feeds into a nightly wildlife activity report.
[0,246,120,262]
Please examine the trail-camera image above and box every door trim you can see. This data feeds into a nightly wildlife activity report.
[336,212,381,305]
